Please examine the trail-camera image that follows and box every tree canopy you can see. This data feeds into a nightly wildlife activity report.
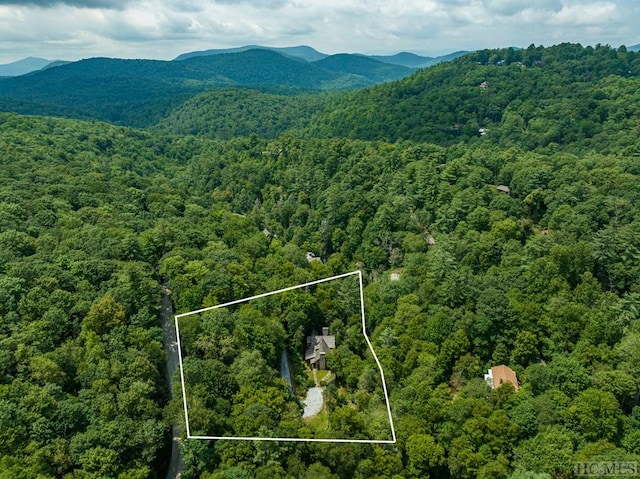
[1,42,640,478]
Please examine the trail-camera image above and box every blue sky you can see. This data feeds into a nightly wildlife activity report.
[0,0,638,63]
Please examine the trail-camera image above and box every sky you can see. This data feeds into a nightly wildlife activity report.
[0,0,638,64]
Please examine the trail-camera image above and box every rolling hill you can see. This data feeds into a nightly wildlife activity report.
[0,45,473,127]
[156,88,333,139]
[300,43,640,145]
[156,43,640,145]
[0,49,411,127]
[312,54,413,82]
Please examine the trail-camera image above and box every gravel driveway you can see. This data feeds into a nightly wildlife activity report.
[303,387,324,417]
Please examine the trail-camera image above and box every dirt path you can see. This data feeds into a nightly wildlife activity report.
[161,283,183,479]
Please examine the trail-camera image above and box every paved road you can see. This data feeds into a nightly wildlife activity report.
[161,283,183,479]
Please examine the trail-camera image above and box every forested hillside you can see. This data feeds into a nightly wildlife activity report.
[0,49,411,128]
[1,43,640,479]
[302,43,640,145]
[156,89,335,139]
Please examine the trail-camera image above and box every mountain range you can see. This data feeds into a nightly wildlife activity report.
[0,47,429,126]
[173,44,469,69]
[2,42,638,132]
[3,42,638,78]
[0,44,468,78]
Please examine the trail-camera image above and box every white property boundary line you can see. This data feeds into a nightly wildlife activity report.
[174,270,397,444]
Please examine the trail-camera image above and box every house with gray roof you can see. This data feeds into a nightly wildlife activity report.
[305,327,335,370]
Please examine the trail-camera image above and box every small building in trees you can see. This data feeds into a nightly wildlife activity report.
[484,365,519,391]
[306,252,321,263]
[305,327,335,370]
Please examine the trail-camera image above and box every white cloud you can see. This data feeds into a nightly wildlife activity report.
[483,0,562,16]
[0,0,638,63]
[211,0,290,8]
[0,0,130,8]
[548,2,618,26]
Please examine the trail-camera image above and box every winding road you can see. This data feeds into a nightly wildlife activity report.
[161,283,183,479]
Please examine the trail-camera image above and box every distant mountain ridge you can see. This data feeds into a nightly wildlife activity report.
[0,57,56,77]
[1,45,467,78]
[4,42,639,77]
[369,52,434,68]
[0,48,415,126]
[368,50,470,68]
[312,54,412,82]
[175,44,469,69]
[174,45,328,62]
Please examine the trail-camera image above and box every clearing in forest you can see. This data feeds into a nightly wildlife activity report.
[174,270,396,443]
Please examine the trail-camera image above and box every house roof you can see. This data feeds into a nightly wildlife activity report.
[488,365,519,391]
[321,336,335,350]
[305,331,335,364]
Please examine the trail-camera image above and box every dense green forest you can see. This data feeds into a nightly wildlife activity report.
[177,271,395,444]
[1,43,640,478]
[0,49,411,128]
